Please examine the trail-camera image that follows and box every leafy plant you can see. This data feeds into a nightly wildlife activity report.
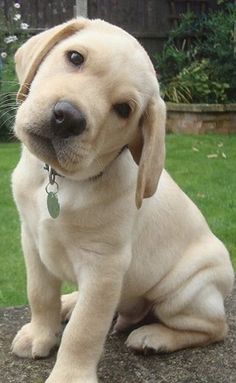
[0,2,29,141]
[155,3,236,103]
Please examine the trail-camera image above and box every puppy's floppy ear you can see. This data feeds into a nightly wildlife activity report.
[129,96,166,209]
[15,18,88,101]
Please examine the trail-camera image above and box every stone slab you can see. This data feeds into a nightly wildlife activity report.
[0,283,235,383]
[166,103,236,134]
[167,103,236,113]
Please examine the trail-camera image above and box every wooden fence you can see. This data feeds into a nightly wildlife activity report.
[0,0,220,57]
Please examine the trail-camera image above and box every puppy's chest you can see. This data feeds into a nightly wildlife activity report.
[35,183,125,283]
[22,165,135,282]
[38,218,85,283]
[32,183,95,282]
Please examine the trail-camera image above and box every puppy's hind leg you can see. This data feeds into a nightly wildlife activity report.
[127,237,234,354]
[61,291,78,322]
[126,284,228,354]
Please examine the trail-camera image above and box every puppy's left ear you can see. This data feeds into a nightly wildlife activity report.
[129,96,166,209]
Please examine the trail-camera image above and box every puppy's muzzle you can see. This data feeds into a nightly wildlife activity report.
[51,101,86,139]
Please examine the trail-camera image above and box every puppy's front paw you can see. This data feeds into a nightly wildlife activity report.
[12,323,59,359]
[46,377,98,383]
[46,368,98,383]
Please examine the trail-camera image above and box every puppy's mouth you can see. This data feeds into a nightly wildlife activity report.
[28,131,54,154]
[25,130,86,173]
[14,99,90,172]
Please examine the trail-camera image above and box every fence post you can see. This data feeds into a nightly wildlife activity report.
[234,0,236,57]
[74,0,88,18]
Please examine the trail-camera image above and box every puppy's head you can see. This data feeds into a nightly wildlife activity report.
[14,18,166,208]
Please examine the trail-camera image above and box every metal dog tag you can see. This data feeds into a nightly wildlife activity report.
[47,191,60,219]
[45,165,61,219]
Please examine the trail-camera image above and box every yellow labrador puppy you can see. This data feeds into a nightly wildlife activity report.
[12,18,234,383]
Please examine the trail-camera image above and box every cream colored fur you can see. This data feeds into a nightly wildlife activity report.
[11,18,234,383]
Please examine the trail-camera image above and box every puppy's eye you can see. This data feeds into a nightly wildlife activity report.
[67,51,84,66]
[114,103,131,118]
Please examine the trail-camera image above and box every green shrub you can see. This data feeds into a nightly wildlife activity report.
[0,2,29,141]
[155,3,236,103]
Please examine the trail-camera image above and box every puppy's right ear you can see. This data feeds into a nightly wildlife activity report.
[129,96,166,209]
[15,18,88,101]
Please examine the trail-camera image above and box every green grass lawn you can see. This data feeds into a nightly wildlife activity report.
[0,135,236,307]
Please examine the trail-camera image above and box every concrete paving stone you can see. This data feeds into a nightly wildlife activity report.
[0,283,235,383]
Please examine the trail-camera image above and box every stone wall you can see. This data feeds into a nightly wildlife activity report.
[166,103,236,134]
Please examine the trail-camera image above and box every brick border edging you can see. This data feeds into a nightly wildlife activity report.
[166,103,236,134]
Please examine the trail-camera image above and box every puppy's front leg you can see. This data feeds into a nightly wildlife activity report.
[12,225,61,359]
[46,253,127,383]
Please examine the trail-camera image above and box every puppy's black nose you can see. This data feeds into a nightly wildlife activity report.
[51,101,86,138]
